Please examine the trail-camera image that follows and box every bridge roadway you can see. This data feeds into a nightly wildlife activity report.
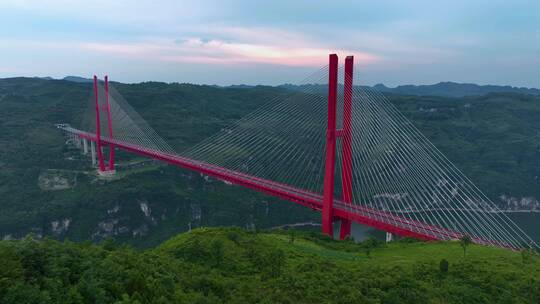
[60,125,506,247]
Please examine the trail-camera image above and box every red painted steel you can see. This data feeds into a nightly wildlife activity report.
[93,76,106,172]
[104,76,115,170]
[322,54,339,237]
[339,56,354,240]
[60,126,510,248]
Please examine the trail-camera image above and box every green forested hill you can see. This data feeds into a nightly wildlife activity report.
[372,81,540,97]
[0,228,538,303]
[0,77,539,246]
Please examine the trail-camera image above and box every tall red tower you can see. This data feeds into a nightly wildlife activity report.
[322,54,355,239]
[104,76,115,171]
[93,76,116,175]
[93,75,107,172]
[339,56,354,239]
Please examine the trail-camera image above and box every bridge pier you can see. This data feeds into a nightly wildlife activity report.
[91,140,96,166]
[83,138,88,155]
[68,133,76,145]
[71,133,82,148]
[98,167,116,177]
[386,232,393,243]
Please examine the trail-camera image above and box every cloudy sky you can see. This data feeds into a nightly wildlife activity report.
[0,0,538,87]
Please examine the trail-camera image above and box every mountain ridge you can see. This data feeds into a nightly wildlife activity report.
[373,81,540,97]
[4,76,538,97]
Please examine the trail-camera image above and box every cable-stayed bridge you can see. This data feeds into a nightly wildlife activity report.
[57,54,538,251]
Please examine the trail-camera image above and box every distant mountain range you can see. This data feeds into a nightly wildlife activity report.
[32,76,540,97]
[1,77,539,245]
[372,82,540,97]
[35,76,93,83]
[62,76,93,83]
[280,82,540,98]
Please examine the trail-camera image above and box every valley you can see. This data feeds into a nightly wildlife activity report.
[1,77,539,246]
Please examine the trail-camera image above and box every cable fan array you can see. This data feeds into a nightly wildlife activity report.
[183,66,333,194]
[76,66,538,251]
[335,72,538,250]
[82,81,175,156]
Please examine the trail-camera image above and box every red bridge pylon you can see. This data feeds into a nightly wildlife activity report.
[322,54,354,239]
[93,75,116,176]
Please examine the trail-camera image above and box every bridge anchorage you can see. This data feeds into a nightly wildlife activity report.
[58,54,538,251]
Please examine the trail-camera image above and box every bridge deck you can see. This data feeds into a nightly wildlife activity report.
[61,125,506,247]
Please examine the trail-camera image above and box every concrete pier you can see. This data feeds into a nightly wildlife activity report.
[83,138,88,155]
[386,232,393,243]
[91,141,96,166]
[97,169,116,177]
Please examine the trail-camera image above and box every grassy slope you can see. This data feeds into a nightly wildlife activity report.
[1,227,538,303]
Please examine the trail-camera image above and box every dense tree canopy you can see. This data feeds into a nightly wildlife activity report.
[0,228,538,303]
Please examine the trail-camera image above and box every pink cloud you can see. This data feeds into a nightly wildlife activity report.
[78,37,379,67]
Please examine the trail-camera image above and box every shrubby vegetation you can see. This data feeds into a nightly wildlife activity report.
[0,227,538,303]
